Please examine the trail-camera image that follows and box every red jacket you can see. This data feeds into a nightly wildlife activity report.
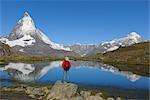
[62,60,71,71]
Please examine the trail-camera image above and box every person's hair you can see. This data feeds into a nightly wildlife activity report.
[65,56,69,61]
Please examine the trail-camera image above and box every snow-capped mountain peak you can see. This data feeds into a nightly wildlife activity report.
[1,12,71,51]
[127,32,141,43]
[9,12,36,40]
[128,32,141,38]
[24,12,30,17]
[99,32,142,52]
[20,12,36,32]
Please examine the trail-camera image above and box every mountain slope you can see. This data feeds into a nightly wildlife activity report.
[86,41,150,65]
[0,42,19,56]
[101,41,150,65]
[97,32,142,53]
[67,44,97,56]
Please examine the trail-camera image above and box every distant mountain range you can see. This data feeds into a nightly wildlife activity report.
[67,32,142,56]
[0,12,142,56]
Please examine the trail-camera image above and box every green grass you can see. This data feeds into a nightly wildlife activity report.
[0,54,78,64]
[101,42,150,65]
[79,42,150,65]
[78,42,150,65]
[0,55,64,63]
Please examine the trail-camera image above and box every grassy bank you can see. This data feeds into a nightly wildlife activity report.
[0,55,66,64]
[75,42,150,77]
[0,54,78,63]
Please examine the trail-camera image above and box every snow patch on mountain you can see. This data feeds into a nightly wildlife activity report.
[100,32,142,52]
[0,34,36,47]
[19,49,25,52]
[106,46,119,52]
[102,32,141,46]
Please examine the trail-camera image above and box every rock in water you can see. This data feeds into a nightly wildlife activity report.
[47,81,78,100]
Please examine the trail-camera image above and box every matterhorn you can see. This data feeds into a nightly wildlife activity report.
[0,12,77,56]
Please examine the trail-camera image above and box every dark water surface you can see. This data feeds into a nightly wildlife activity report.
[0,61,149,91]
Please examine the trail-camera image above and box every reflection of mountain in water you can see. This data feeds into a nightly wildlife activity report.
[71,61,140,82]
[0,62,62,82]
[0,61,140,82]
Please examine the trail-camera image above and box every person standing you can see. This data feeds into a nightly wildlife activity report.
[62,57,71,82]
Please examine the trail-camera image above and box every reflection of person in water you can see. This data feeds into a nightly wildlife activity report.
[62,57,71,82]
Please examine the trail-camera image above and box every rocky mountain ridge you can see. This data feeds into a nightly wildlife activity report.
[67,32,142,55]
[0,12,142,56]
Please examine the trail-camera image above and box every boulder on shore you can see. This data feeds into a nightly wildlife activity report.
[47,81,78,100]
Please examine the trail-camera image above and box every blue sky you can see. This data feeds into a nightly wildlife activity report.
[0,0,149,45]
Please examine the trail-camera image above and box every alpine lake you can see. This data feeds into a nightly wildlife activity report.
[0,61,149,99]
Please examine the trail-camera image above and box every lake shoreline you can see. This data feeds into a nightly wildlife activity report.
[0,80,149,100]
[0,79,149,99]
[0,81,117,100]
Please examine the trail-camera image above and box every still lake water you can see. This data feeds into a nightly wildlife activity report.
[0,61,149,90]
